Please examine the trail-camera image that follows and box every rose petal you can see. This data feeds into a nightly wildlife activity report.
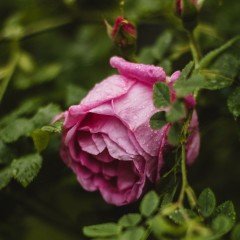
[102,161,118,177]
[80,74,135,110]
[79,152,101,173]
[117,162,138,191]
[102,134,134,160]
[110,56,166,85]
[113,82,156,130]
[80,114,138,156]
[95,149,114,163]
[78,132,100,155]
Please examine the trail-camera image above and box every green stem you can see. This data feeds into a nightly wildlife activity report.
[177,29,202,206]
[178,112,197,208]
[188,31,202,67]
[179,144,188,203]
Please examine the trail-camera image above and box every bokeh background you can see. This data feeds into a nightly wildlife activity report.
[0,0,240,239]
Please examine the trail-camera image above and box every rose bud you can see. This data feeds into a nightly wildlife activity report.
[105,17,137,59]
[58,57,200,206]
[175,0,203,30]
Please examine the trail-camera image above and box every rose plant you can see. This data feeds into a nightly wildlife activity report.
[0,1,240,240]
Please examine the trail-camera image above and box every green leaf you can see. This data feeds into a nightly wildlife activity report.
[0,118,34,143]
[166,100,186,123]
[199,69,234,90]
[208,53,239,80]
[153,82,170,108]
[228,87,240,118]
[167,123,181,146]
[174,72,205,97]
[231,223,240,240]
[214,201,236,225]
[0,104,61,143]
[31,129,50,153]
[31,121,62,152]
[198,188,216,218]
[150,112,167,130]
[11,153,43,187]
[212,215,233,235]
[140,191,160,217]
[177,61,194,82]
[83,223,121,238]
[0,98,41,127]
[150,215,185,238]
[118,214,142,227]
[175,52,239,96]
[171,62,195,97]
[169,209,197,225]
[41,120,63,134]
[0,140,14,164]
[32,104,61,128]
[0,167,12,190]
[119,227,145,240]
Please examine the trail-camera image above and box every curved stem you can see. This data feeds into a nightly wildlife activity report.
[178,111,197,208]
[188,31,202,68]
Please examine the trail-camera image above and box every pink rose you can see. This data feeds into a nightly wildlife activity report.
[59,57,200,206]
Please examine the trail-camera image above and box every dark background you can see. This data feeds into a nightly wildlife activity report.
[0,0,240,239]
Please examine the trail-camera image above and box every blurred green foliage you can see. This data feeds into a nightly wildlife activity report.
[0,0,240,239]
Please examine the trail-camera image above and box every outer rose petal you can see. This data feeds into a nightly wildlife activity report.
[64,75,135,128]
[80,74,135,110]
[110,56,166,85]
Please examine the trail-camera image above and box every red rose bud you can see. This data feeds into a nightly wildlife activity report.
[175,0,203,30]
[105,17,137,59]
[111,17,137,40]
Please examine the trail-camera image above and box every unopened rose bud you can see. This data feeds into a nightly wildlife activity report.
[175,0,203,31]
[105,17,137,59]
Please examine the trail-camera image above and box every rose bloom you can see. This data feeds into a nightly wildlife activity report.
[59,57,200,206]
